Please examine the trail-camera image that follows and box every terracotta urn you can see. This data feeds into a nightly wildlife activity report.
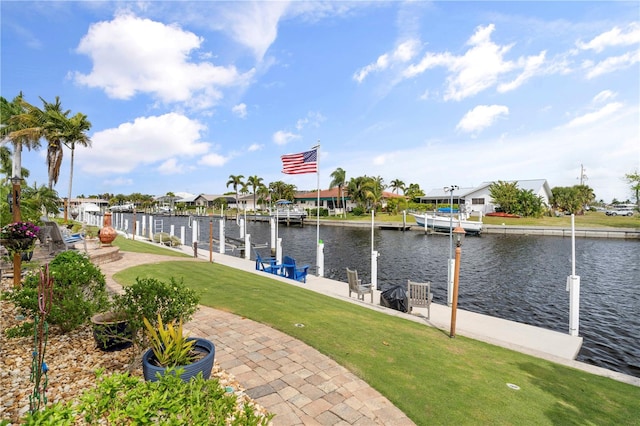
[99,212,117,246]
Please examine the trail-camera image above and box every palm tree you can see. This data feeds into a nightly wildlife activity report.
[0,94,42,183]
[390,179,405,195]
[39,96,71,190]
[269,180,296,202]
[330,167,346,218]
[347,176,374,210]
[247,175,264,215]
[0,146,30,182]
[21,182,60,220]
[61,112,92,219]
[257,184,270,211]
[226,174,245,213]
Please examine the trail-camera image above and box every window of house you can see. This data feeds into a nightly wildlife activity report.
[471,198,485,205]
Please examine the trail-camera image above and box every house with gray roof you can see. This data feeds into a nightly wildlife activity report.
[419,179,552,214]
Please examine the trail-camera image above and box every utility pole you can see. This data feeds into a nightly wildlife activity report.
[578,164,588,185]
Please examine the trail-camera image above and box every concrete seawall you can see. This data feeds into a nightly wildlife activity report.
[314,219,640,239]
[481,224,640,239]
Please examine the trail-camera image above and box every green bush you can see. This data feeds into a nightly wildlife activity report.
[4,251,108,333]
[352,206,365,216]
[112,277,199,349]
[20,369,273,425]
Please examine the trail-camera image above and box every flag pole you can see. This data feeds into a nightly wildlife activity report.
[313,142,323,277]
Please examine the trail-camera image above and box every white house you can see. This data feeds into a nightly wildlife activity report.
[419,179,552,214]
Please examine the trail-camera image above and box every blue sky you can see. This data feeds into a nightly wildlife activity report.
[1,1,638,203]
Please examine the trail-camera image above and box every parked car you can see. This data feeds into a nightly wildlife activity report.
[605,205,635,216]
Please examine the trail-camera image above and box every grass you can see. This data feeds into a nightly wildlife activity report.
[111,239,640,425]
[112,237,190,257]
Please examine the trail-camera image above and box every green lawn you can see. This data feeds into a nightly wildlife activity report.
[112,241,640,425]
[112,237,190,257]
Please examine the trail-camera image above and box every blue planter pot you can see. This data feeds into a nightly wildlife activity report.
[142,338,215,382]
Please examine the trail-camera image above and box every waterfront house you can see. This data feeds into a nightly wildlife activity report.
[419,179,552,215]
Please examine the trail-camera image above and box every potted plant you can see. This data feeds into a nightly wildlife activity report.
[90,311,132,351]
[0,221,40,259]
[106,276,200,364]
[142,314,215,382]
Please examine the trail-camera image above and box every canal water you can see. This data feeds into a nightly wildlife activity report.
[117,214,640,378]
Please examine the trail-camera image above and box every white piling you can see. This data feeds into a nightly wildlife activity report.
[148,215,153,240]
[219,219,225,254]
[239,217,245,238]
[276,238,282,264]
[191,220,198,247]
[317,241,324,277]
[371,210,378,288]
[448,259,455,306]
[567,214,581,336]
[244,234,251,260]
[270,217,276,255]
[170,224,175,238]
[371,250,379,289]
[180,226,185,246]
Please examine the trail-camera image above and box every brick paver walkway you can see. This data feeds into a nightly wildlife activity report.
[100,251,414,425]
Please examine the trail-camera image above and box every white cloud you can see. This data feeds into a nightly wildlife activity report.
[593,90,617,104]
[232,103,248,118]
[215,1,289,61]
[577,23,640,53]
[563,102,623,128]
[295,111,326,130]
[102,177,133,188]
[76,112,210,174]
[497,51,546,93]
[402,24,552,101]
[335,104,638,203]
[583,50,640,79]
[73,12,254,109]
[157,158,183,175]
[456,105,509,133]
[272,130,300,145]
[248,143,263,152]
[198,153,228,167]
[353,39,420,83]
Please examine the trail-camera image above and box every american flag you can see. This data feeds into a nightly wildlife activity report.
[281,149,318,174]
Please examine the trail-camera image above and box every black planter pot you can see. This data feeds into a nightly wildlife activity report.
[91,312,132,351]
[142,338,215,382]
[21,251,33,261]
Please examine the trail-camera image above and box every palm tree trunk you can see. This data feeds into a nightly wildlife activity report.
[67,144,75,221]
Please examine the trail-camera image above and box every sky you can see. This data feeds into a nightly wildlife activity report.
[1,1,639,203]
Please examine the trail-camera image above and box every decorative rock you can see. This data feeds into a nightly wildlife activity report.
[0,277,270,423]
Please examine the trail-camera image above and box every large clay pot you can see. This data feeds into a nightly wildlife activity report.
[99,212,117,246]
[142,338,215,382]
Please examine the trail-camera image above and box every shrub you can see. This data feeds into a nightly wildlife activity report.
[20,369,274,425]
[112,277,199,349]
[352,206,365,216]
[4,251,108,333]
